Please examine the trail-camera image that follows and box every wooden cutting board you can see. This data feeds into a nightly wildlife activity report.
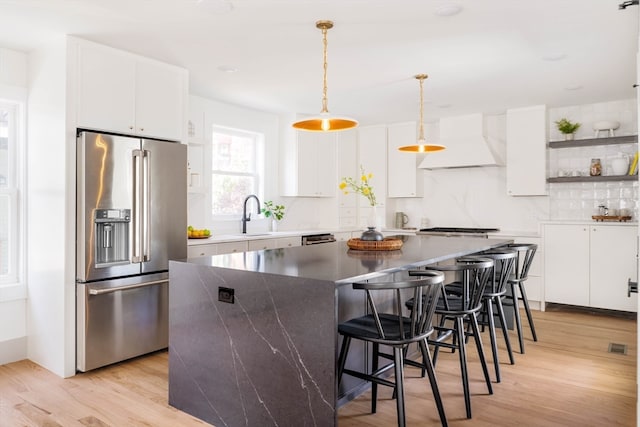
[592,215,633,222]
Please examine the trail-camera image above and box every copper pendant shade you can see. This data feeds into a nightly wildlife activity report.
[398,74,446,153]
[292,20,358,132]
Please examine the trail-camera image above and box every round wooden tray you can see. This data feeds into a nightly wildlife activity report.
[347,237,404,251]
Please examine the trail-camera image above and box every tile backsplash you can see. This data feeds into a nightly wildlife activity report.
[548,99,638,221]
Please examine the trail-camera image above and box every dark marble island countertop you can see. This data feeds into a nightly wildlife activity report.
[184,234,513,285]
[168,234,512,427]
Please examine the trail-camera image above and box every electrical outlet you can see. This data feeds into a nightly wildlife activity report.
[218,287,234,304]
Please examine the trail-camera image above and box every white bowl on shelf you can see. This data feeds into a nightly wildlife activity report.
[592,120,620,137]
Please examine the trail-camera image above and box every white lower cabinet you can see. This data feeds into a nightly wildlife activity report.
[248,239,279,251]
[187,244,217,258]
[544,224,637,312]
[334,232,353,242]
[276,236,302,248]
[217,241,249,254]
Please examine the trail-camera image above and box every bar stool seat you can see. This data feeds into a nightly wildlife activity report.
[337,271,448,427]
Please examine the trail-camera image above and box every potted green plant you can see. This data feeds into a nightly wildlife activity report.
[261,200,285,231]
[555,118,581,140]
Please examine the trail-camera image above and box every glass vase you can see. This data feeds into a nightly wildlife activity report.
[367,205,379,229]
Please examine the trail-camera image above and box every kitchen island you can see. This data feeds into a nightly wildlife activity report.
[168,235,511,427]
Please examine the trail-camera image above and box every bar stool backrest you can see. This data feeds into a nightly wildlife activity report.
[481,249,517,295]
[503,243,537,283]
[421,256,494,312]
[352,271,444,345]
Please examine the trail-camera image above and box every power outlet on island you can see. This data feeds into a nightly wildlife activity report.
[218,287,235,304]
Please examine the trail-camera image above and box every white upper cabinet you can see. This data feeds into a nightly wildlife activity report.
[387,121,422,198]
[135,59,187,141]
[281,131,337,197]
[337,129,358,228]
[76,39,187,141]
[357,125,387,203]
[506,105,547,196]
[357,125,387,227]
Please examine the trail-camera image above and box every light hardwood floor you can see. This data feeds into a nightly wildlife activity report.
[0,307,636,426]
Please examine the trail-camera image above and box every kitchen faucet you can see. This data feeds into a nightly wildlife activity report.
[242,194,261,234]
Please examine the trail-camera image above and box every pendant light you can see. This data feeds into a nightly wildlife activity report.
[398,74,446,153]
[292,20,358,132]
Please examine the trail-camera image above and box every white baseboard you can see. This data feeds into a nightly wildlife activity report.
[0,336,27,366]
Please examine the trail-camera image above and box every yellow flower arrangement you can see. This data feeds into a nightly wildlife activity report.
[339,166,377,206]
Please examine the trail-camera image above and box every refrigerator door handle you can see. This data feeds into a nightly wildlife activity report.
[132,149,143,263]
[142,149,151,262]
[87,278,168,295]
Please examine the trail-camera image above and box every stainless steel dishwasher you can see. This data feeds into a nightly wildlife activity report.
[301,233,336,245]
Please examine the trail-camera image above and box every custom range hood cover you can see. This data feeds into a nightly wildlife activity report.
[419,113,500,169]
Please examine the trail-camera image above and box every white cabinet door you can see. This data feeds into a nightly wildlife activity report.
[187,244,217,258]
[506,105,547,196]
[135,59,186,141]
[338,129,358,228]
[387,122,422,198]
[544,224,590,306]
[248,239,279,251]
[296,132,320,196]
[334,232,353,242]
[281,131,339,197]
[357,125,387,227]
[77,43,136,134]
[217,241,248,254]
[590,225,638,312]
[276,236,302,248]
[188,95,206,142]
[76,39,186,141]
[283,132,337,197]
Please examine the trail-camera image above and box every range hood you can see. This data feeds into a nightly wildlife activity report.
[419,113,500,169]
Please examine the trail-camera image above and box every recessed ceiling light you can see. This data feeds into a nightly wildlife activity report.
[434,3,463,17]
[564,85,583,91]
[196,0,234,14]
[217,65,238,73]
[542,52,567,62]
[437,104,453,109]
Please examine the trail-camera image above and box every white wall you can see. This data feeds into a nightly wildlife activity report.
[0,46,28,365]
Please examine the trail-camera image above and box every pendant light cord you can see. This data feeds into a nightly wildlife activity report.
[417,74,427,141]
[321,26,329,114]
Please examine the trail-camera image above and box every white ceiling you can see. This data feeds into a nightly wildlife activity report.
[0,0,638,126]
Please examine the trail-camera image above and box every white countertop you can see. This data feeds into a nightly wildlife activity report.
[187,229,342,246]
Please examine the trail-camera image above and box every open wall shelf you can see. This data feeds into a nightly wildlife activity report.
[547,174,638,183]
[548,135,637,149]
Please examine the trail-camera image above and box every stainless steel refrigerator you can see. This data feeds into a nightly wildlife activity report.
[76,130,187,372]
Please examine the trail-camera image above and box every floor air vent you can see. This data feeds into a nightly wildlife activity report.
[608,343,628,355]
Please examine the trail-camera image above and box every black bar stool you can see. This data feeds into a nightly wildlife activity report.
[501,243,538,353]
[336,271,448,427]
[478,249,517,382]
[409,256,494,419]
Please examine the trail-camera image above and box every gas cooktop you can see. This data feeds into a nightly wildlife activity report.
[419,227,500,234]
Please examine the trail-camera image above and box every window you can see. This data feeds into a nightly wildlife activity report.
[0,101,21,284]
[210,126,264,217]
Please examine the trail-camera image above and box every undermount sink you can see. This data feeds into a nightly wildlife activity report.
[231,232,273,237]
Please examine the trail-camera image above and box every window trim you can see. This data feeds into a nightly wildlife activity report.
[210,125,265,220]
[0,88,26,301]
